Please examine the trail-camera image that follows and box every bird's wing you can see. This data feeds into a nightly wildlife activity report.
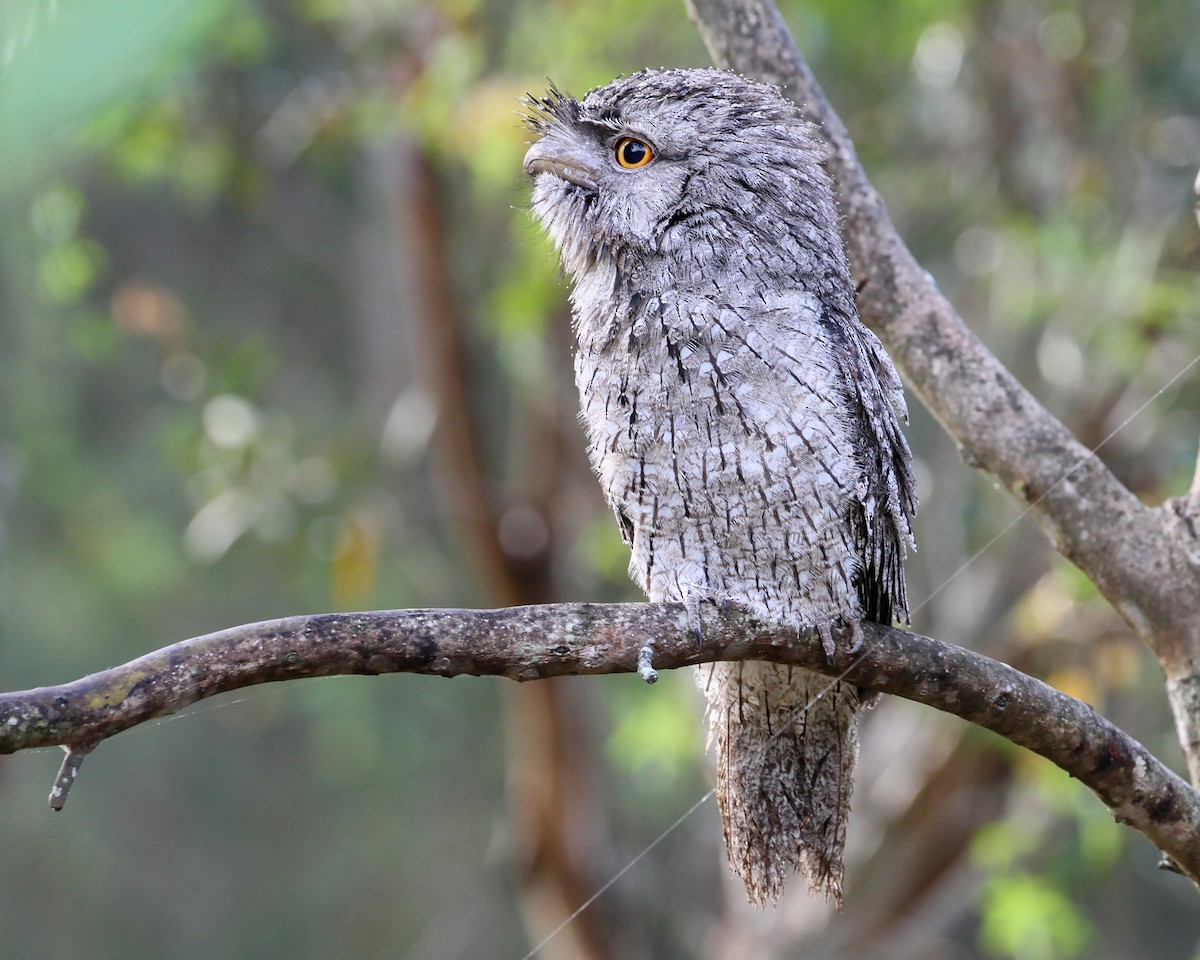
[822,304,917,625]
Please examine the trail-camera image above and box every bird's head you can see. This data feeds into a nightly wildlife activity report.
[523,68,833,280]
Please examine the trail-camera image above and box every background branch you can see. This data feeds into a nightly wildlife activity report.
[2,604,1198,888]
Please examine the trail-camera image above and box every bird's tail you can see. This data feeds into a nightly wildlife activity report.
[698,659,863,906]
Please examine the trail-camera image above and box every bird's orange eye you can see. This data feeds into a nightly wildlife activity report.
[615,137,654,169]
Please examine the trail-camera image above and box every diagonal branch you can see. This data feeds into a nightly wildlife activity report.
[682,0,1200,774]
[682,0,1161,638]
[1,604,1198,888]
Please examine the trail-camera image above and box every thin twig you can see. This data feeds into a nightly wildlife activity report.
[48,745,91,811]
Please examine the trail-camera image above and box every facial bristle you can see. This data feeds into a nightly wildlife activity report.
[520,83,580,136]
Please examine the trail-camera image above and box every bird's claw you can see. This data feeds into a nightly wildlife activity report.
[817,619,865,665]
[846,619,865,656]
[817,621,837,664]
[685,593,704,648]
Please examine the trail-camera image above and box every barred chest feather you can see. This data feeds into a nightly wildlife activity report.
[572,274,866,631]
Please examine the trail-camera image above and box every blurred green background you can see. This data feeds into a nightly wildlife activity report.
[2,0,1199,957]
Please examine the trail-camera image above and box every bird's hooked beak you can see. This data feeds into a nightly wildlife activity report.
[523,139,598,192]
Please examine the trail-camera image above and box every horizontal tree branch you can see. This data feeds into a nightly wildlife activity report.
[1,603,1198,887]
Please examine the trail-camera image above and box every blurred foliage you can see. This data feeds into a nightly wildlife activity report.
[607,670,704,788]
[967,754,1126,960]
[977,872,1091,960]
[2,0,1200,957]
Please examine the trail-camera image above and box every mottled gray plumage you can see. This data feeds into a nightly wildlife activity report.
[523,68,916,905]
